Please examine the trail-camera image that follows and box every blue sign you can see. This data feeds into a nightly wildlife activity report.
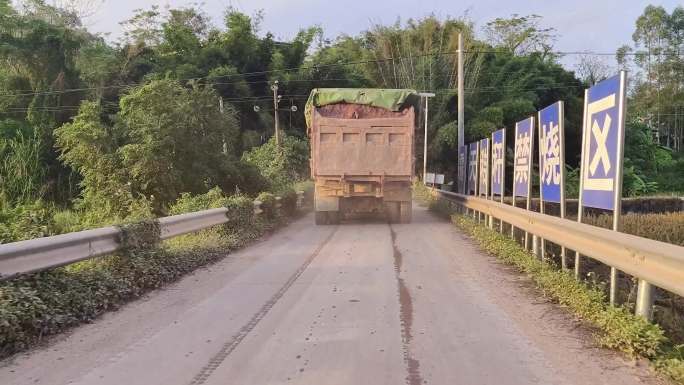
[513,117,534,198]
[580,73,626,211]
[479,138,490,196]
[458,145,467,194]
[468,142,479,195]
[491,128,505,196]
[539,102,564,203]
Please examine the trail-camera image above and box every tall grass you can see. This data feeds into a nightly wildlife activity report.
[0,131,45,206]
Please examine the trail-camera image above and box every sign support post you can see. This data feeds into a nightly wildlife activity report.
[479,138,491,228]
[468,142,480,219]
[512,117,534,248]
[575,90,589,280]
[577,72,645,313]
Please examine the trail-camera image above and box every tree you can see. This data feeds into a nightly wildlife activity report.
[574,54,612,86]
[55,101,130,217]
[484,14,556,57]
[116,79,243,210]
[119,6,164,47]
[620,5,684,151]
[75,39,121,100]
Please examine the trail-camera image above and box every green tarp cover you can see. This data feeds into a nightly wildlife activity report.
[305,88,417,129]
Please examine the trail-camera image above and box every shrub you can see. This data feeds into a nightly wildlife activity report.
[224,195,254,230]
[256,192,277,219]
[584,212,684,246]
[242,135,309,191]
[276,186,298,216]
[168,187,229,215]
[51,209,84,234]
[0,200,56,243]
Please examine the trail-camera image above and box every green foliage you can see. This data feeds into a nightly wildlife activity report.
[168,187,255,230]
[242,135,309,191]
[117,79,243,210]
[55,101,131,218]
[620,5,684,155]
[0,125,45,205]
[118,220,161,252]
[168,187,230,214]
[584,212,684,246]
[0,200,55,243]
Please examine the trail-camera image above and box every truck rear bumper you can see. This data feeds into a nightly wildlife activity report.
[314,177,411,199]
[314,177,412,213]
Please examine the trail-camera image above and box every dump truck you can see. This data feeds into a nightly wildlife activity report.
[305,88,417,225]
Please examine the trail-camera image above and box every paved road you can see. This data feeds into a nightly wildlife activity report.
[0,206,664,385]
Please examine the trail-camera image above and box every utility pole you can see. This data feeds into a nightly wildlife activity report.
[271,80,281,146]
[289,98,293,130]
[418,92,436,183]
[219,97,227,154]
[457,33,465,149]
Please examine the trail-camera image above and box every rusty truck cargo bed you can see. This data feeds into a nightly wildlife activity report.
[311,104,415,178]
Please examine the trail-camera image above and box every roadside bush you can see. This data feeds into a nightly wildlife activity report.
[276,186,298,217]
[584,212,684,246]
[168,187,229,215]
[0,200,56,243]
[242,135,309,191]
[51,209,84,234]
[224,195,254,230]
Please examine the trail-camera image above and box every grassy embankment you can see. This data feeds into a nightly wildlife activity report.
[0,182,313,359]
[414,183,684,383]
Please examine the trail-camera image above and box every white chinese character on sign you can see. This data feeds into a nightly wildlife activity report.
[479,145,488,191]
[541,122,561,185]
[514,131,530,184]
[492,141,504,185]
[469,149,477,184]
[582,94,616,191]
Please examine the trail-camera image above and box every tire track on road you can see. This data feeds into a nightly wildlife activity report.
[390,225,424,385]
[189,226,339,385]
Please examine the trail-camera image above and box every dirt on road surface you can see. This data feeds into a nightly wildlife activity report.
[0,206,667,385]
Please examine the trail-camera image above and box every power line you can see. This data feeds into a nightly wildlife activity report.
[0,48,639,99]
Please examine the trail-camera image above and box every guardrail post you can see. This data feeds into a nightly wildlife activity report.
[296,191,304,209]
[635,280,655,320]
[253,200,263,217]
[532,234,540,259]
[275,196,282,215]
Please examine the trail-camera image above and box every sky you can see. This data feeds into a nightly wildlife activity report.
[80,0,680,70]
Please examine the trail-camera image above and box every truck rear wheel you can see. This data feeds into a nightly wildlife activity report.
[400,201,412,224]
[315,211,327,225]
[315,211,340,225]
[327,211,340,225]
[385,202,401,223]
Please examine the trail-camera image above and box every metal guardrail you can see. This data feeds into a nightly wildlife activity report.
[435,190,684,300]
[0,192,305,281]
